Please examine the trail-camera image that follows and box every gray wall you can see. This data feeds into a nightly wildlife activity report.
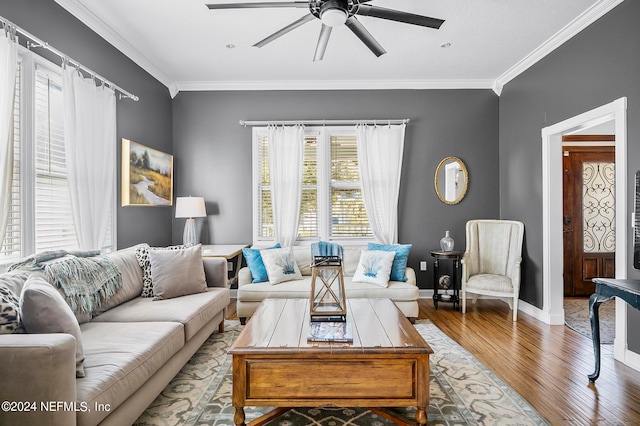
[1,0,174,248]
[499,1,640,349]
[172,89,500,289]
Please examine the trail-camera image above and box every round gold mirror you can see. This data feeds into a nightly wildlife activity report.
[434,156,468,205]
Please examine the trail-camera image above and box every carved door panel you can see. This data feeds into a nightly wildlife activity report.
[563,146,615,297]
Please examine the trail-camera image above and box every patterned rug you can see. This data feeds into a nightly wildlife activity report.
[134,320,548,426]
[564,298,615,344]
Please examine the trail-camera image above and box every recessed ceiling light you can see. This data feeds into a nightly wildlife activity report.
[225,44,236,49]
[440,42,452,48]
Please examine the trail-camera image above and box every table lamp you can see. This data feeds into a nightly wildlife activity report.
[175,196,207,246]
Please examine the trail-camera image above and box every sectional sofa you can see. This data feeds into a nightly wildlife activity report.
[0,244,230,426]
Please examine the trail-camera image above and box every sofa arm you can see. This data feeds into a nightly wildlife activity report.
[404,267,417,285]
[238,266,253,288]
[0,333,77,426]
[203,257,229,289]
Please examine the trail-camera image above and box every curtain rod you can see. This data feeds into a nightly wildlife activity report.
[239,119,410,127]
[1,17,139,102]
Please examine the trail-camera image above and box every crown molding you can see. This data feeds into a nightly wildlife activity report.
[174,79,496,93]
[54,0,174,94]
[55,0,621,98]
[494,0,624,95]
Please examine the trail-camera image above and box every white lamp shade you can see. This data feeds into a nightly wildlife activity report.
[175,197,207,218]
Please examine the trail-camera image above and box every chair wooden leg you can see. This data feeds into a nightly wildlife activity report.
[513,298,518,321]
[461,290,466,313]
[472,295,478,304]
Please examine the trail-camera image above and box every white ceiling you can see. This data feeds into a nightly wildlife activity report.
[53,0,622,97]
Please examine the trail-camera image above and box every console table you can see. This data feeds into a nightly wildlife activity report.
[201,244,249,286]
[589,278,640,383]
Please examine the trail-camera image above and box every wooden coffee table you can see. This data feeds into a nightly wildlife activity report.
[229,298,433,426]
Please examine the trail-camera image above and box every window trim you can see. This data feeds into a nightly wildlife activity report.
[252,125,372,246]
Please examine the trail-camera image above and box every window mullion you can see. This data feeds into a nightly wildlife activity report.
[317,127,330,241]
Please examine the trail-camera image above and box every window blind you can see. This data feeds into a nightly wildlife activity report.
[255,127,371,243]
[34,69,78,252]
[299,136,318,238]
[330,135,372,238]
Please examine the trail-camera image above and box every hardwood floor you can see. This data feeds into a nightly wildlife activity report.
[225,298,640,425]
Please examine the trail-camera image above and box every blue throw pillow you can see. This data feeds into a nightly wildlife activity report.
[243,244,281,283]
[367,243,412,282]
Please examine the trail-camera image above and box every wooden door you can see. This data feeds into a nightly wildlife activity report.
[563,142,615,297]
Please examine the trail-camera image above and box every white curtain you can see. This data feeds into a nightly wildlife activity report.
[356,123,406,244]
[0,25,17,250]
[63,65,116,250]
[268,124,304,247]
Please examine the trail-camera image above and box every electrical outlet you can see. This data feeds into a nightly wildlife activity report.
[227,261,233,271]
[420,261,427,271]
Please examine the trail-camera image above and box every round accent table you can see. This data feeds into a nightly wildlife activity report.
[430,250,463,311]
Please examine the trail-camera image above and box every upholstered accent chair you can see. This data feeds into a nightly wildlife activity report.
[461,219,525,321]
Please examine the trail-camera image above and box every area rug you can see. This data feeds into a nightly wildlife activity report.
[134,320,548,426]
[564,298,615,344]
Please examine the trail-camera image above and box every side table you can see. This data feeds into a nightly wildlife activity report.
[201,244,249,287]
[430,250,463,311]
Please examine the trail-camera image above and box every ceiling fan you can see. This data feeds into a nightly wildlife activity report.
[206,0,445,61]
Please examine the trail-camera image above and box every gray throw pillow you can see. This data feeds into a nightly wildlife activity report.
[149,244,207,300]
[135,243,189,297]
[19,275,86,378]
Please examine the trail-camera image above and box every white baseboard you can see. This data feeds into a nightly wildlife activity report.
[418,289,434,299]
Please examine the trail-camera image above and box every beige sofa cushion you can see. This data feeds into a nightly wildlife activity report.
[94,246,144,315]
[91,288,230,341]
[77,321,184,426]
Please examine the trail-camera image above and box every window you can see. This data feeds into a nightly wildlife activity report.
[253,126,371,244]
[0,51,115,263]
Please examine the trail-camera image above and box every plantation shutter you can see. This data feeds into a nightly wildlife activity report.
[258,134,273,238]
[298,135,318,238]
[255,127,371,243]
[34,68,78,252]
[258,134,318,240]
[330,134,372,238]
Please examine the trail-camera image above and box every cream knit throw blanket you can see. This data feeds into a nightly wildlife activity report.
[9,250,123,314]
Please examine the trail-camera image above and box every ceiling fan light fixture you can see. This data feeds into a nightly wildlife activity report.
[321,8,348,27]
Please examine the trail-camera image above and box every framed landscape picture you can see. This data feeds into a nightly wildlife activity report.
[122,139,173,206]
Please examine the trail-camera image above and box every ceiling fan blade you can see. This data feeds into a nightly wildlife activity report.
[345,17,386,57]
[206,2,308,10]
[355,5,445,29]
[254,13,315,47]
[313,24,332,62]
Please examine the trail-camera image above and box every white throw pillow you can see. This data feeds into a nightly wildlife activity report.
[352,250,396,287]
[260,247,303,285]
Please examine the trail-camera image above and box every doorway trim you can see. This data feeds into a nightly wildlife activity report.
[541,97,629,361]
